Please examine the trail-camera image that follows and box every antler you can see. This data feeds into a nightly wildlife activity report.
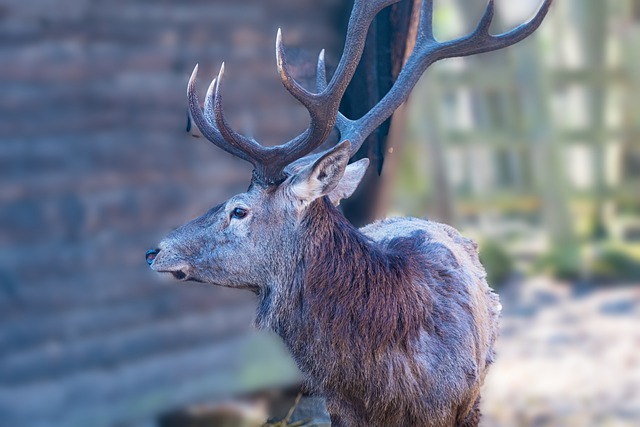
[189,0,400,184]
[188,0,552,184]
[330,0,553,156]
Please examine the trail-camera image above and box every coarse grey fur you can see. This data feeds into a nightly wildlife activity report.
[150,142,500,427]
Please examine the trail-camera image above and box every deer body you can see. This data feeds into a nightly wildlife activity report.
[260,201,499,427]
[146,1,551,425]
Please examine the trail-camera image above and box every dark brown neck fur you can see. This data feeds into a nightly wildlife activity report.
[263,197,433,394]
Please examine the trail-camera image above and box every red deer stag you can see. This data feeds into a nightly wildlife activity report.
[146,0,552,425]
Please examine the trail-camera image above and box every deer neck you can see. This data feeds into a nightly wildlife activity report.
[254,196,367,331]
[257,197,430,375]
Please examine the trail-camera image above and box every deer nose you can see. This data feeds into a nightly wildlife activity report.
[145,249,160,266]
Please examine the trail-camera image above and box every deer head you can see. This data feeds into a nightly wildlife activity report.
[147,140,369,288]
[146,0,552,290]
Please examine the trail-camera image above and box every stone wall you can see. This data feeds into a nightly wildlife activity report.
[0,0,343,425]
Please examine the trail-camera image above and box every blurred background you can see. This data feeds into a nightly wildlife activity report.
[1,0,639,426]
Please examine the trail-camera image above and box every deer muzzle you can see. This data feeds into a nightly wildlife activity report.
[145,248,192,281]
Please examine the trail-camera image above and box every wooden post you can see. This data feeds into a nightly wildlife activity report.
[578,0,608,239]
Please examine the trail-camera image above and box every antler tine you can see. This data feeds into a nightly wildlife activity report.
[212,63,267,162]
[315,48,351,140]
[203,76,217,126]
[273,30,342,159]
[417,0,436,43]
[339,0,553,157]
[315,49,327,92]
[187,65,256,163]
[476,0,496,36]
[206,75,257,142]
[276,29,320,109]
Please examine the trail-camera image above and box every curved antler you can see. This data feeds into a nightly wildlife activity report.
[189,0,553,184]
[189,63,290,183]
[334,0,553,156]
[189,0,402,184]
[188,64,256,164]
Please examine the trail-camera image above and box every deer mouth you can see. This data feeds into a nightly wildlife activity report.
[169,270,187,280]
[157,267,191,281]
[146,249,194,281]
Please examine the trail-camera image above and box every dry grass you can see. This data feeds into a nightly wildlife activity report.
[262,393,314,427]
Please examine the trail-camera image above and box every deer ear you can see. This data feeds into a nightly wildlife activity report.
[289,140,351,204]
[328,158,369,205]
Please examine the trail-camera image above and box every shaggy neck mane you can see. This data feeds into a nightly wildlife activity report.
[265,197,433,363]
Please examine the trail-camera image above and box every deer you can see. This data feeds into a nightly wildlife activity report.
[146,0,552,425]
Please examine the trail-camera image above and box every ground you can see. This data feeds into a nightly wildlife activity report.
[481,278,640,427]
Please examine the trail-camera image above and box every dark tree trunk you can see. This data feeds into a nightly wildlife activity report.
[336,0,419,227]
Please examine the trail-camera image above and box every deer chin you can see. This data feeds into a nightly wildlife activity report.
[207,282,261,295]
[236,284,261,295]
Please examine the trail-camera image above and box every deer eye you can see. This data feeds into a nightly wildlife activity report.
[231,207,248,220]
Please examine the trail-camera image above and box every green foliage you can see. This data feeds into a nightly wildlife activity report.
[589,247,640,282]
[535,243,640,283]
[479,240,514,288]
[392,143,430,217]
[534,243,583,281]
